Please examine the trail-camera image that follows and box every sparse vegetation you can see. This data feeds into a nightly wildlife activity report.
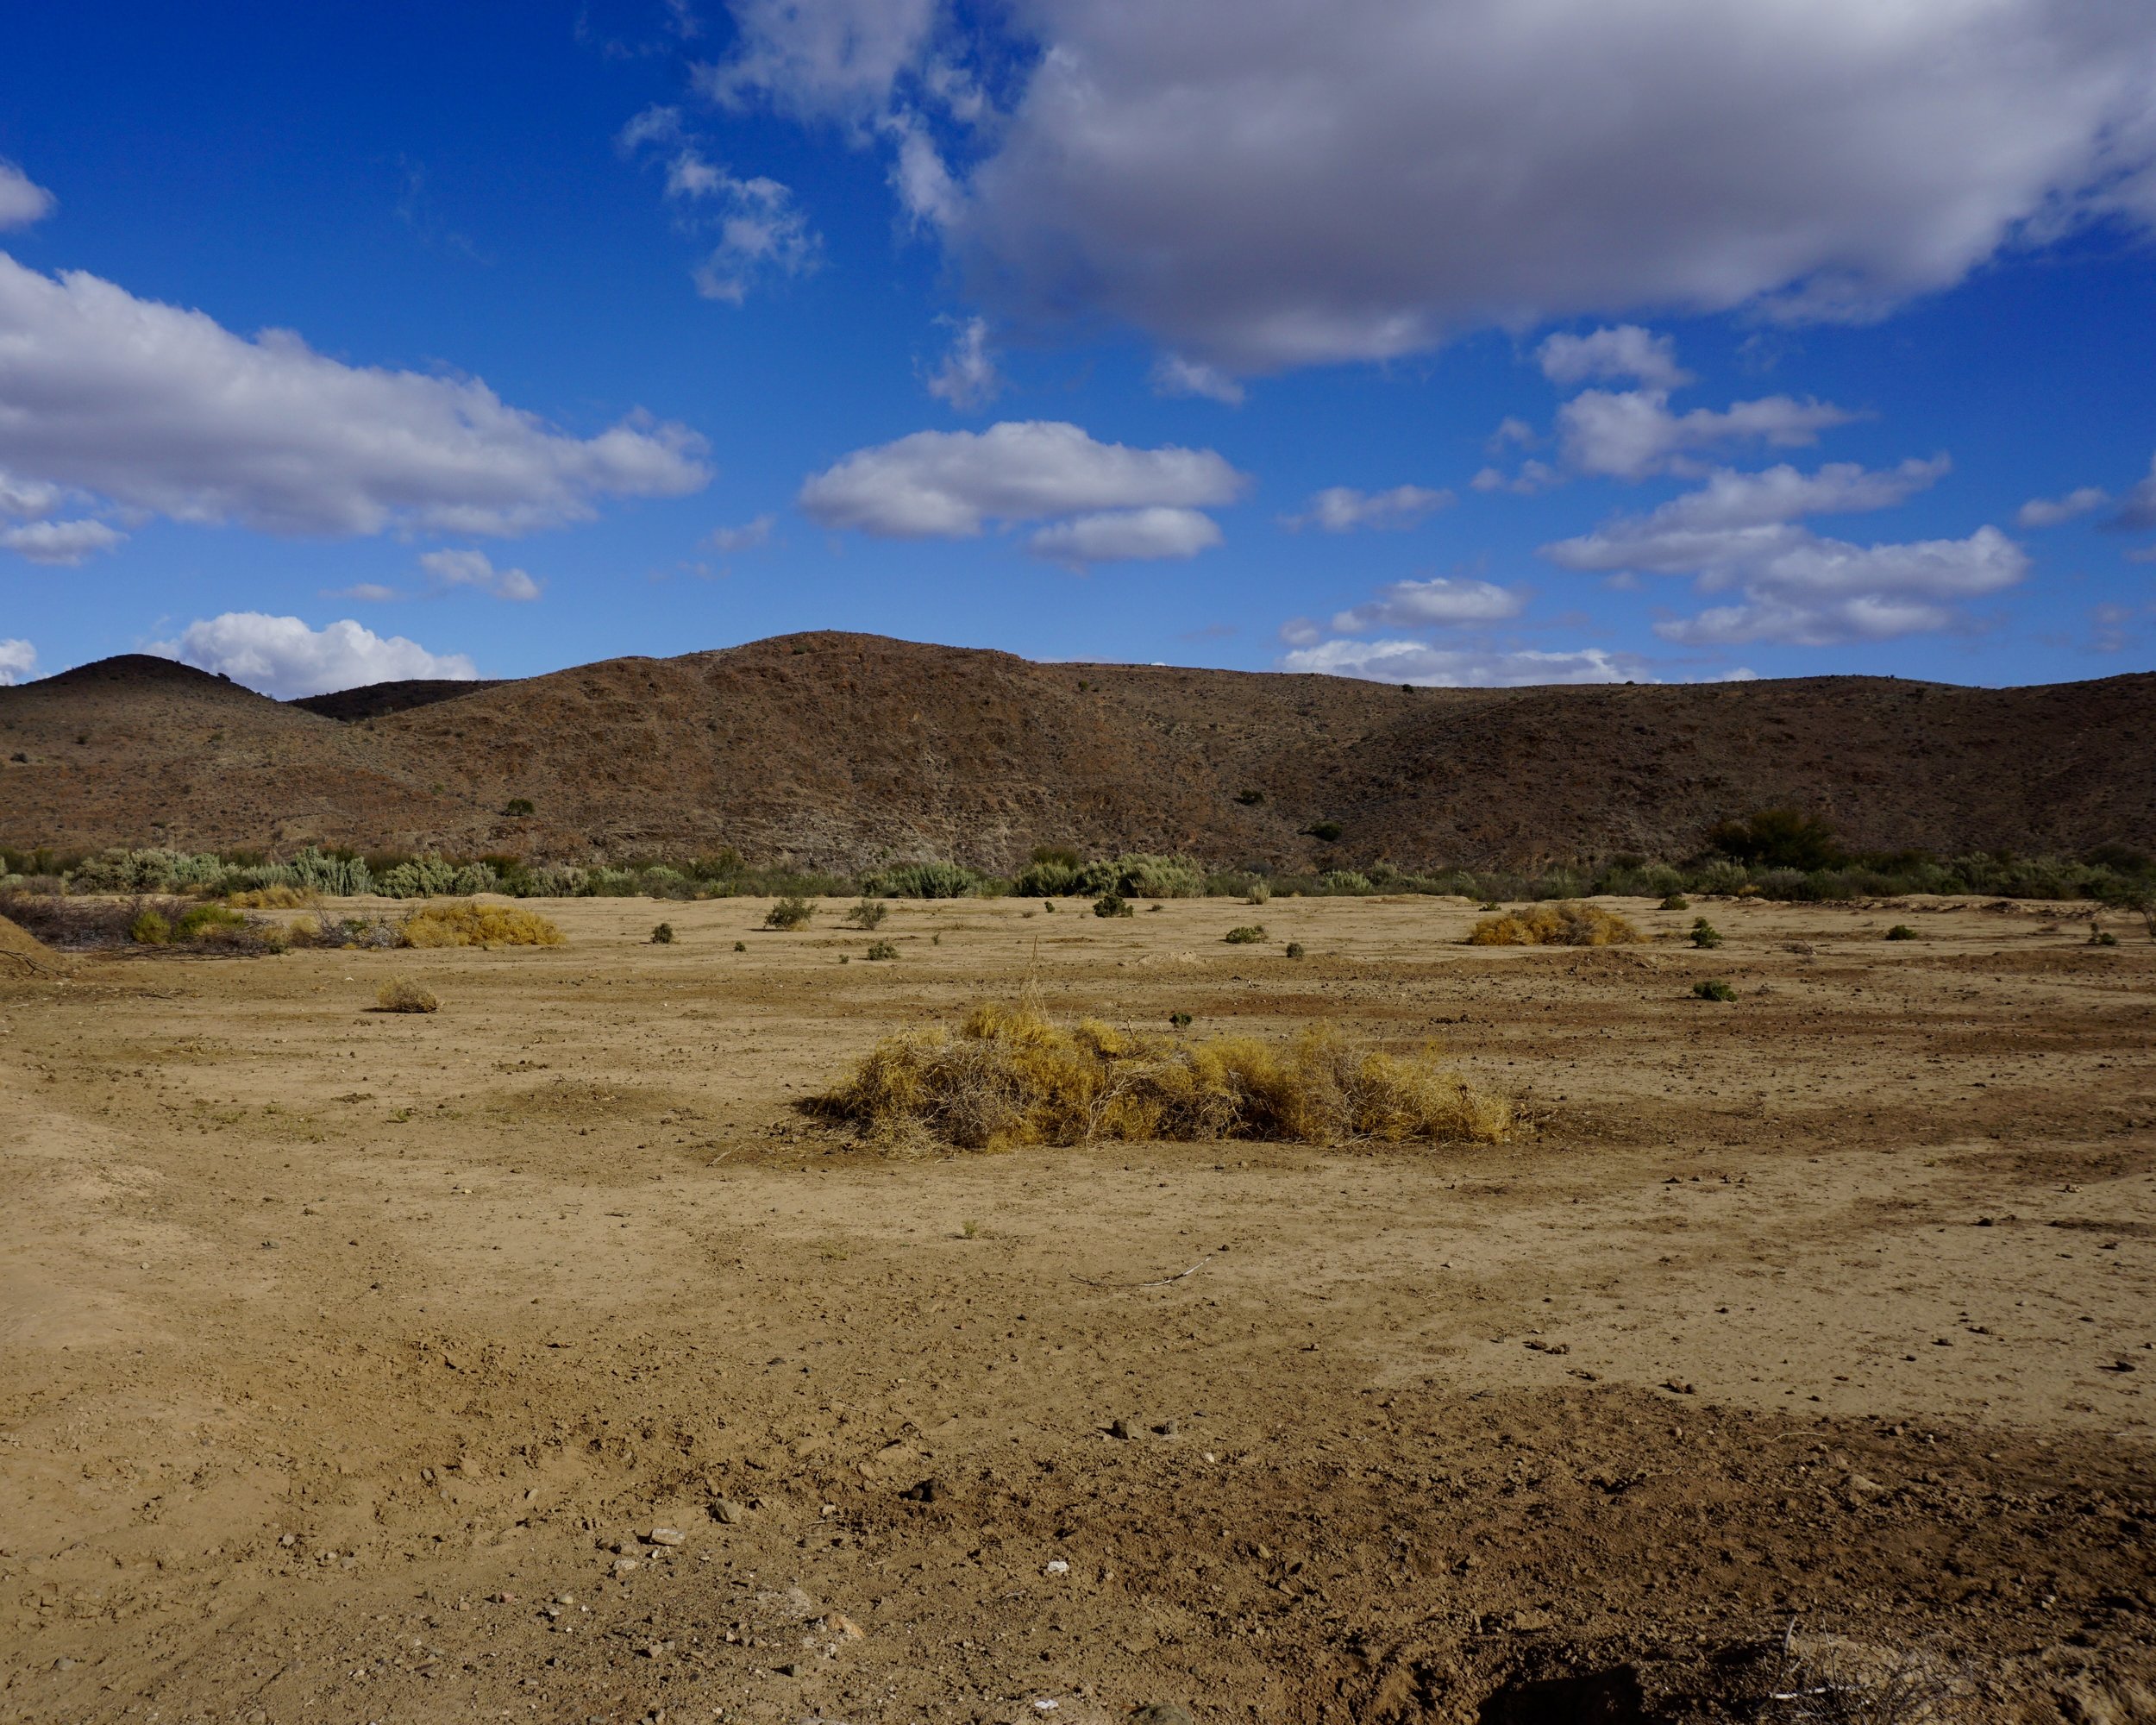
[1094,893,1132,919]
[228,884,309,909]
[400,903,565,948]
[376,978,439,1013]
[1224,925,1268,944]
[1305,821,1344,842]
[1693,979,1737,1001]
[1169,1011,1193,1027]
[1468,901,1642,946]
[502,798,535,817]
[805,1001,1512,1152]
[1691,917,1724,949]
[650,922,674,944]
[129,908,171,944]
[764,896,815,931]
[1235,789,1265,806]
[1284,942,1305,959]
[1883,924,1917,940]
[2090,928,2119,947]
[866,940,898,961]
[1659,894,1691,911]
[842,898,889,929]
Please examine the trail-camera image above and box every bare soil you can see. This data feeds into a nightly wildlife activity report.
[2,894,2153,1723]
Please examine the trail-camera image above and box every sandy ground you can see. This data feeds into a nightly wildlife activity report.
[2,893,2153,1725]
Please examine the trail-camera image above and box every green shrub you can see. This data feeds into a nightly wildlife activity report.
[1692,979,1737,1002]
[866,940,899,961]
[1708,807,1844,870]
[734,940,747,952]
[1169,1011,1193,1027]
[1094,893,1132,919]
[1689,918,1723,949]
[1884,924,1917,941]
[1658,894,1690,911]
[177,904,246,939]
[864,861,980,899]
[1235,789,1265,806]
[129,909,171,944]
[1317,870,1373,895]
[1304,821,1344,842]
[1284,941,1306,959]
[503,798,535,817]
[842,899,889,929]
[651,922,674,944]
[1224,925,1267,944]
[765,896,814,931]
[1080,852,1206,899]
[2090,929,2119,947]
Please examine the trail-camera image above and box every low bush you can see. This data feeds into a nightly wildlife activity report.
[1094,892,1132,919]
[1690,917,1724,949]
[1692,979,1737,1001]
[130,909,171,944]
[1884,924,1917,940]
[377,978,439,1013]
[842,899,889,929]
[1658,894,1690,911]
[863,861,981,900]
[229,884,309,909]
[1284,942,1306,959]
[1224,925,1268,944]
[400,903,565,949]
[2090,929,2119,947]
[805,1002,1512,1151]
[651,922,674,944]
[177,904,246,939]
[866,939,899,961]
[764,895,814,931]
[1467,901,1642,947]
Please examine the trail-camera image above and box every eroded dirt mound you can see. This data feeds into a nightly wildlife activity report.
[0,910,63,972]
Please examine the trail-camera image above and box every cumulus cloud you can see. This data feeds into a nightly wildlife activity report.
[1557,389,1856,480]
[617,106,821,303]
[1150,354,1245,406]
[1029,505,1223,566]
[2110,455,2156,532]
[1279,637,1648,687]
[417,548,542,602]
[1471,460,1559,497]
[797,419,1247,539]
[1329,577,1527,631]
[704,513,775,552]
[1544,459,2023,645]
[0,637,34,685]
[0,253,709,538]
[0,163,53,230]
[152,613,478,699]
[2017,485,2109,527]
[0,518,125,566]
[1282,485,1452,533]
[1538,326,1693,390]
[711,1,2156,371]
[924,316,1002,410]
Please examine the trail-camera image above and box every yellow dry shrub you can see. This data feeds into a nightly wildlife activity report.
[376,977,438,1013]
[228,885,309,909]
[810,1001,1511,1152]
[1466,900,1641,947]
[399,902,565,949]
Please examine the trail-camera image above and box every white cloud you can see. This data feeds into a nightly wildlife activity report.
[0,518,126,565]
[0,467,63,518]
[798,419,1247,537]
[924,316,1002,410]
[1557,388,1856,480]
[1280,637,1648,687]
[417,548,542,602]
[2111,455,2156,532]
[1544,456,2019,645]
[721,2,2156,371]
[1282,484,1452,533]
[617,106,822,303]
[1488,417,1537,451]
[704,513,775,552]
[1150,354,1245,406]
[0,163,53,230]
[1538,326,1693,390]
[1330,576,1527,631]
[2016,485,2109,527]
[0,637,34,685]
[1471,460,1559,497]
[326,582,402,604]
[152,613,478,699]
[0,253,708,538]
[1029,505,1223,565]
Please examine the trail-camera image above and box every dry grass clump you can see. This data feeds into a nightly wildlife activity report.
[228,884,310,909]
[806,1001,1512,1152]
[1467,900,1641,946]
[399,902,564,949]
[376,978,439,1013]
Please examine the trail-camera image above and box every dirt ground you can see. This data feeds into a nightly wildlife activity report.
[2,894,2153,1724]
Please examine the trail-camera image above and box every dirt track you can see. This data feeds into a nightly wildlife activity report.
[3,894,2153,1723]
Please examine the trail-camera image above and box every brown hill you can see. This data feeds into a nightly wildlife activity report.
[0,633,2149,869]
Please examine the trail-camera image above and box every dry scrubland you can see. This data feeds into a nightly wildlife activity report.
[2,893,2153,1724]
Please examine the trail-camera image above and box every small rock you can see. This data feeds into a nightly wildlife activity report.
[711,1497,747,1525]
[1661,1379,1695,1396]
[1152,1418,1180,1437]
[1044,1559,1070,1576]
[648,1527,686,1546]
[612,1558,639,1575]
[903,1477,945,1503]
[775,1662,800,1678]
[1130,1706,1194,1725]
[1507,1608,1554,1632]
[53,1658,75,1672]
[1109,1417,1139,1440]
[825,1613,865,1640]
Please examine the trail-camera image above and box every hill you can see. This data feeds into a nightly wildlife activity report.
[0,634,2149,869]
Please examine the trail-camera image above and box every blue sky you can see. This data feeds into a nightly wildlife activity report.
[1,0,2153,696]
